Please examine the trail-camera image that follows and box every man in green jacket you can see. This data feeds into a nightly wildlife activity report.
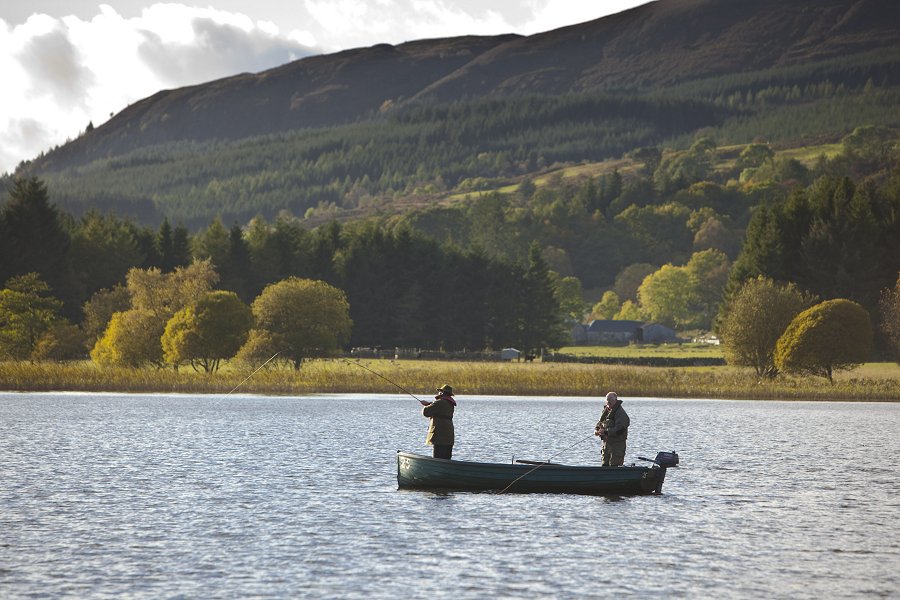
[595,391,629,466]
[420,384,456,459]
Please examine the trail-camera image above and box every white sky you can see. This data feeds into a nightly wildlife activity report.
[0,1,651,174]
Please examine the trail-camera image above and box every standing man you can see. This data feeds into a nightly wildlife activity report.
[420,384,456,459]
[595,391,629,466]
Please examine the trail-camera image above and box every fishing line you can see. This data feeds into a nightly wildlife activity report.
[201,351,281,419]
[225,351,281,395]
[344,359,423,403]
[496,432,597,495]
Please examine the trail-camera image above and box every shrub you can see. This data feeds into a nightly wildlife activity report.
[774,299,873,382]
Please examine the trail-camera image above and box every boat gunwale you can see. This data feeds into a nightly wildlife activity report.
[396,450,666,495]
[396,450,657,474]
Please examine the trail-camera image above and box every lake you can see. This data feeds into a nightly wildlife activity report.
[1,392,898,598]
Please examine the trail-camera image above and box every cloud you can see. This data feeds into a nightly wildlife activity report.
[519,0,651,34]
[302,0,513,50]
[0,4,318,175]
[0,117,55,174]
[298,0,652,49]
[16,22,94,106]
[0,0,652,175]
[138,15,314,86]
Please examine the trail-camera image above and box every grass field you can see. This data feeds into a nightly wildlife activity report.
[1,355,897,401]
[557,343,724,359]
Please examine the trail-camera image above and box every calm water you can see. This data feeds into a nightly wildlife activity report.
[1,392,898,598]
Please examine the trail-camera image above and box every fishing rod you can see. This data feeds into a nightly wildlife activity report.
[225,351,281,395]
[497,432,598,495]
[344,359,424,403]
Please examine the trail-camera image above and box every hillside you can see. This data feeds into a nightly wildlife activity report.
[31,34,521,171]
[24,0,900,173]
[412,0,900,101]
[10,0,900,230]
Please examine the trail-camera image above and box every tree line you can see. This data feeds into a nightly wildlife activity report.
[0,178,567,366]
[2,127,899,376]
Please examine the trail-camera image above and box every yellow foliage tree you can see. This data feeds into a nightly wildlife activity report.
[719,276,816,378]
[91,261,218,367]
[91,309,165,367]
[162,291,252,372]
[774,299,873,383]
[237,278,352,369]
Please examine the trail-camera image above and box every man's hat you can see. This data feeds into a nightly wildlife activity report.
[438,384,453,394]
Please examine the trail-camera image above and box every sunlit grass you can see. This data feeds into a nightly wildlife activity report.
[778,142,843,164]
[433,139,845,205]
[557,343,724,359]
[1,358,897,401]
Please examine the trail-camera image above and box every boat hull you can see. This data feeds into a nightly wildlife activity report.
[397,451,667,495]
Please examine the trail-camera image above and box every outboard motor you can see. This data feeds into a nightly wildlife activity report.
[638,451,679,494]
[654,451,679,468]
[653,451,678,493]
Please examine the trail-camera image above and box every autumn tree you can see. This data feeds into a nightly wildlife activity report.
[718,276,816,378]
[238,278,352,369]
[82,285,131,347]
[162,291,253,372]
[637,264,694,328]
[91,309,165,367]
[590,291,621,321]
[614,300,645,321]
[32,322,87,361]
[691,215,741,258]
[126,260,218,320]
[774,299,873,383]
[90,261,218,367]
[0,273,65,361]
[613,263,656,302]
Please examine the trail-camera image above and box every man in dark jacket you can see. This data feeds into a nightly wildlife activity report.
[595,391,629,466]
[420,384,456,459]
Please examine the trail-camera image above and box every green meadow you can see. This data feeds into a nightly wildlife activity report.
[556,343,724,359]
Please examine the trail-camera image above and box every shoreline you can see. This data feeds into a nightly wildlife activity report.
[1,359,898,402]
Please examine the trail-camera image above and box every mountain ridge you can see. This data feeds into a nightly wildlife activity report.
[27,0,900,174]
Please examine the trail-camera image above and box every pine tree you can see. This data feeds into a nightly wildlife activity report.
[1,178,70,294]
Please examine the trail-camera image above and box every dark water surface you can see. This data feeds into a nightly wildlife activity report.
[1,392,898,598]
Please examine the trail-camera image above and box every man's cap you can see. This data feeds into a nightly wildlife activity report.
[438,384,453,394]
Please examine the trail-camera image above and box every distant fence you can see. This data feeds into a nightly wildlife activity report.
[543,353,727,367]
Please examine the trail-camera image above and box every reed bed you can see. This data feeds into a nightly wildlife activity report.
[1,359,898,401]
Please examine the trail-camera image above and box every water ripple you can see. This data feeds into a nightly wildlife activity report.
[1,393,899,598]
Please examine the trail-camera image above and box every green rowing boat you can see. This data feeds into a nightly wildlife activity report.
[396,451,679,495]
